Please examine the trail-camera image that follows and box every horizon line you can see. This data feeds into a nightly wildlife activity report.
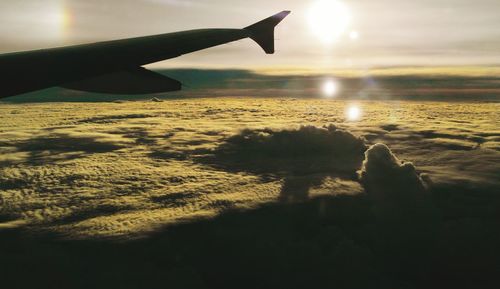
[148,65,500,77]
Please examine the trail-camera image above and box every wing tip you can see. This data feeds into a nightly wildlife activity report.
[245,10,291,54]
[279,10,292,17]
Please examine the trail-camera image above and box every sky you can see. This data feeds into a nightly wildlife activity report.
[1,0,500,71]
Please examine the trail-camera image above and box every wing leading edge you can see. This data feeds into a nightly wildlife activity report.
[0,11,291,99]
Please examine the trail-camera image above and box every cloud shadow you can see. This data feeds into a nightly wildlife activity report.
[4,132,128,166]
[196,125,367,202]
[1,183,499,289]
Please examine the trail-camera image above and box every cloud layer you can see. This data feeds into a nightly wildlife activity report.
[0,98,498,238]
[1,97,499,289]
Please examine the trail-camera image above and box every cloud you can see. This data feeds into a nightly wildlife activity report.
[1,97,499,288]
[0,219,26,230]
[204,125,367,176]
[357,143,438,243]
[358,143,426,200]
[0,98,497,240]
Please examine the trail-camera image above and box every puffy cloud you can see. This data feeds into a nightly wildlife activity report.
[205,125,367,176]
[358,143,438,246]
[358,143,426,200]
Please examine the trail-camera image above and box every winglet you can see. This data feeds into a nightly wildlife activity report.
[244,10,291,54]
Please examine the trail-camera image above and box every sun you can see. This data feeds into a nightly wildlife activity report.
[308,0,351,44]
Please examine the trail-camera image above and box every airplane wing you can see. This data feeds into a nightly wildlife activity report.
[0,10,290,98]
[61,67,182,94]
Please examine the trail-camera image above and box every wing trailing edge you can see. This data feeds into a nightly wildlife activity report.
[244,10,291,54]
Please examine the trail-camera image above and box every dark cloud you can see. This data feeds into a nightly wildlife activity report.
[359,143,426,199]
[358,144,438,257]
[205,125,367,176]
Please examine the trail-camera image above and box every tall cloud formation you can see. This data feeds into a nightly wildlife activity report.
[358,143,438,247]
[359,143,427,200]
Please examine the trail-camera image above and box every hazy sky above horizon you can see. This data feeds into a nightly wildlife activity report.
[1,0,500,71]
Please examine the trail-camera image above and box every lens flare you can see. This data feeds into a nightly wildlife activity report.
[45,1,72,39]
[346,105,362,121]
[349,31,359,40]
[308,0,351,44]
[322,79,340,97]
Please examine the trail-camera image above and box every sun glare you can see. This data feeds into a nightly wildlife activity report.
[346,105,361,121]
[349,31,359,40]
[308,0,351,44]
[322,79,340,97]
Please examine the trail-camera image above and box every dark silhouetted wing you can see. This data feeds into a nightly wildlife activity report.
[61,67,181,94]
[0,11,290,99]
